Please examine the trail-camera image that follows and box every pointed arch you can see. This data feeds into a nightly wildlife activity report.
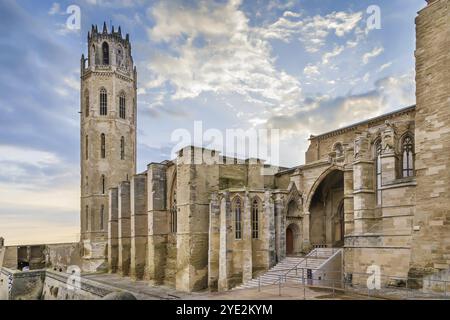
[102,42,109,65]
[251,196,261,239]
[232,196,242,239]
[101,133,106,158]
[84,89,89,117]
[401,133,414,178]
[99,88,107,115]
[119,91,126,119]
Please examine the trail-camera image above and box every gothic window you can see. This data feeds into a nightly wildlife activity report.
[120,136,125,160]
[252,198,259,239]
[234,197,242,240]
[102,42,109,65]
[170,191,177,233]
[101,175,106,194]
[119,92,126,119]
[375,140,382,206]
[402,135,414,178]
[100,88,107,115]
[85,135,89,160]
[85,90,89,117]
[101,133,106,159]
[100,205,105,231]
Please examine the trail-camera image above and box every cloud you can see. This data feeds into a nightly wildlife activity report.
[258,10,363,52]
[48,2,61,15]
[363,46,384,64]
[146,0,302,111]
[267,72,415,136]
[322,45,344,64]
[304,64,320,77]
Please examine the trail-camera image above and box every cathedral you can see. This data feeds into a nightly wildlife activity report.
[77,0,450,293]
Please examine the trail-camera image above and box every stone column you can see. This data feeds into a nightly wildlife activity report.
[146,163,167,285]
[118,181,131,276]
[343,166,354,236]
[130,174,148,280]
[274,192,286,261]
[381,122,398,185]
[265,191,276,268]
[218,192,232,292]
[242,192,253,283]
[107,187,119,273]
[208,192,220,291]
[352,133,376,234]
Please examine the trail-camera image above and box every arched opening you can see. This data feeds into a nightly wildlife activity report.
[308,169,344,248]
[286,223,300,255]
[102,42,109,65]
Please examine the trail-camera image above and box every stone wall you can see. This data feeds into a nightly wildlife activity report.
[411,0,450,277]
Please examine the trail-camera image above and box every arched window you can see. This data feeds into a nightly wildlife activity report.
[375,140,382,206]
[102,42,109,65]
[101,133,106,158]
[85,135,89,160]
[100,88,107,115]
[85,205,89,231]
[101,175,106,194]
[100,205,105,231]
[119,92,126,119]
[234,197,242,239]
[85,90,89,117]
[120,136,125,160]
[252,198,259,239]
[402,135,414,178]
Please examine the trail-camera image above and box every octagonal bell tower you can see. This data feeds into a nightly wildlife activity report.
[80,23,137,271]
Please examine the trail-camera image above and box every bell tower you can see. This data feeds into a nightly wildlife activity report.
[80,23,137,271]
[411,0,450,278]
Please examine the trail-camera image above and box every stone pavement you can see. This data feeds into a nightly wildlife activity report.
[83,273,376,300]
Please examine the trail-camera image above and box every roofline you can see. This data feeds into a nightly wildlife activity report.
[310,105,416,141]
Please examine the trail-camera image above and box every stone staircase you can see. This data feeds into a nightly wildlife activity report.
[234,248,340,290]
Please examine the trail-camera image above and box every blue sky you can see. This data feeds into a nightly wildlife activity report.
[0,0,423,245]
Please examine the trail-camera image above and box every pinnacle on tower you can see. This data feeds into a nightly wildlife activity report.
[118,26,122,37]
[112,25,115,33]
[103,21,108,34]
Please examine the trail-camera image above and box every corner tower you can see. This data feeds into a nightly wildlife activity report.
[411,0,450,278]
[80,23,137,271]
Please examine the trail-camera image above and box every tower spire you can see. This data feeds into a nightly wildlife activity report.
[103,21,108,34]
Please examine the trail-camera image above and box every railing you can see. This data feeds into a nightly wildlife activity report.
[249,268,450,300]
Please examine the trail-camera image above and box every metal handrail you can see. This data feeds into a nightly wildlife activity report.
[253,267,450,299]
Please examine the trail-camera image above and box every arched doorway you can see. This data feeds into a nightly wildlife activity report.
[286,227,294,255]
[308,169,344,248]
[285,223,301,255]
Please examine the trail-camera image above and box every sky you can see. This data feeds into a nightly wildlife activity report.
[0,0,424,245]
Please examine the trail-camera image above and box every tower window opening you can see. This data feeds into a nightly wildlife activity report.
[102,175,106,194]
[102,42,109,65]
[119,93,126,119]
[85,135,89,160]
[85,90,89,117]
[85,205,89,231]
[120,136,125,160]
[100,88,107,115]
[100,205,105,231]
[101,133,106,159]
